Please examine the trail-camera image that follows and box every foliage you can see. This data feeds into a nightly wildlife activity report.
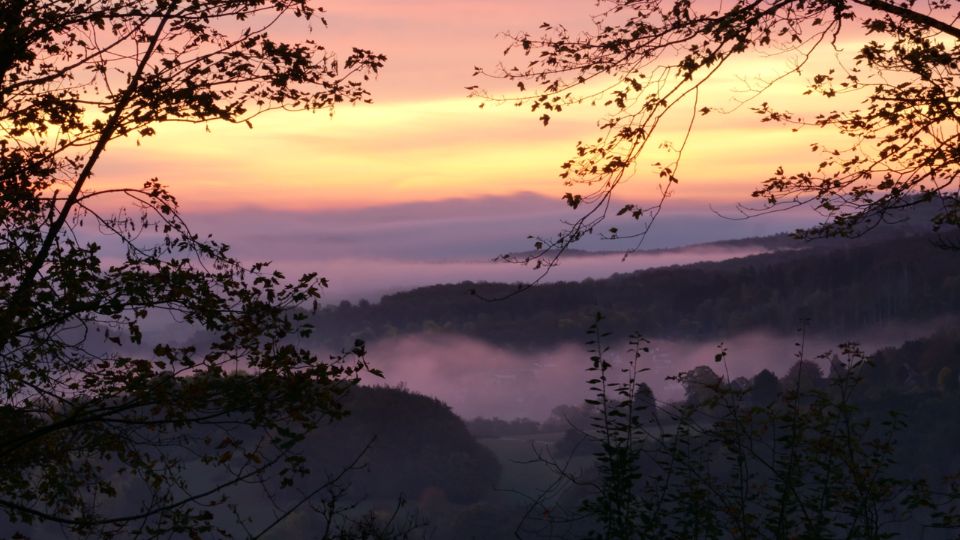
[476,0,960,258]
[521,321,960,539]
[0,0,386,537]
[579,318,649,540]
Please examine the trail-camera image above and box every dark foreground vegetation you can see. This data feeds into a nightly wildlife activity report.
[453,327,960,539]
[214,325,960,540]
[15,323,960,539]
[516,325,960,539]
[1,385,499,538]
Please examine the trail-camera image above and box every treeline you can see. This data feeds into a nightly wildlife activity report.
[469,328,960,419]
[311,231,960,350]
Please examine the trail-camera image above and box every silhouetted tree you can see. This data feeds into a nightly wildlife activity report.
[477,0,960,259]
[748,369,781,406]
[828,354,848,380]
[937,366,959,395]
[781,359,826,393]
[0,1,385,537]
[632,382,658,426]
[680,365,722,407]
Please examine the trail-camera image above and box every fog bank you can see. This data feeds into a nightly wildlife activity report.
[275,244,772,302]
[361,321,953,420]
[178,193,819,301]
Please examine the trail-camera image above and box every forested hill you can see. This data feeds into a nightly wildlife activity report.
[311,231,960,350]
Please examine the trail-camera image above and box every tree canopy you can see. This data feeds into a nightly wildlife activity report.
[477,0,960,256]
[0,0,384,537]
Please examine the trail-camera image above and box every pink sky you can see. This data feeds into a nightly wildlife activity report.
[92,0,866,213]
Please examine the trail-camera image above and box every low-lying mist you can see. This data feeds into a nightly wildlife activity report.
[173,193,819,302]
[359,320,953,421]
[277,244,772,302]
[77,192,826,304]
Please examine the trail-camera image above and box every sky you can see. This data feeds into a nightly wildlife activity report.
[96,0,858,211]
[90,0,862,298]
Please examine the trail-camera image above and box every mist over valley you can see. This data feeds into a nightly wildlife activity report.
[179,193,819,302]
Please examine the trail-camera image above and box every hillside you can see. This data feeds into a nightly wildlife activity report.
[301,385,501,504]
[310,231,960,350]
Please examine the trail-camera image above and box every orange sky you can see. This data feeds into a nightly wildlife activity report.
[95,0,864,211]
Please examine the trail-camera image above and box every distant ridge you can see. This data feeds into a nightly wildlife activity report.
[504,232,800,259]
[307,226,960,350]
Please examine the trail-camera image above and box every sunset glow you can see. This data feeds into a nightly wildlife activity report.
[93,0,867,213]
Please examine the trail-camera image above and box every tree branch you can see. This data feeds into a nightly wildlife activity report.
[2,3,177,345]
[852,0,960,39]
